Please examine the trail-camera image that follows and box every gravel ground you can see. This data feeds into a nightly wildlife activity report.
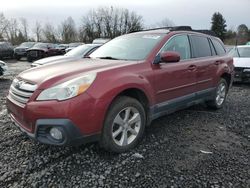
[0,60,250,188]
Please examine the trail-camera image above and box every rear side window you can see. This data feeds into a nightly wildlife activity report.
[211,39,226,55]
[190,35,211,58]
[161,35,191,60]
[208,39,216,56]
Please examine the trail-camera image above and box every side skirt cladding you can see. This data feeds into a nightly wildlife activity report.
[149,88,216,121]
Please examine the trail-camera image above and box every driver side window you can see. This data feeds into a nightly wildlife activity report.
[161,35,191,60]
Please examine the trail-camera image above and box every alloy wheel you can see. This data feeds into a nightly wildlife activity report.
[112,107,141,146]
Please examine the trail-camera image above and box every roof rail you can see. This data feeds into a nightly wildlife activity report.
[137,26,217,37]
[140,26,192,32]
[193,30,217,37]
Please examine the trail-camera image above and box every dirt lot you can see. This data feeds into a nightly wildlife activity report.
[0,60,250,188]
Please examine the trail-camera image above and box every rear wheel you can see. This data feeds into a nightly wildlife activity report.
[207,78,228,109]
[100,96,146,153]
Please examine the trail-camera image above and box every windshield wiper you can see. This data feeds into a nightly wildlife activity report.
[98,56,120,60]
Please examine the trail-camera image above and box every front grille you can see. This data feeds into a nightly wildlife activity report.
[9,78,37,107]
[15,48,26,52]
[29,50,38,57]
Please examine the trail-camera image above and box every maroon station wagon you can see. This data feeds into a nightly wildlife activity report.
[7,26,234,153]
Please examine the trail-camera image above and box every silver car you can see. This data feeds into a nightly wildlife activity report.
[0,60,9,76]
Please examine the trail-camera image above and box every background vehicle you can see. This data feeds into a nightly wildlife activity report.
[225,45,234,53]
[31,44,101,67]
[65,42,84,53]
[7,27,234,153]
[55,44,69,55]
[14,42,36,60]
[92,38,110,44]
[0,42,14,60]
[246,41,250,45]
[26,43,61,62]
[229,45,250,82]
[0,60,9,76]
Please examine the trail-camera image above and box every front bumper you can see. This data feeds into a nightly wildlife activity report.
[10,115,100,145]
[14,52,27,56]
[6,92,106,146]
[234,68,250,82]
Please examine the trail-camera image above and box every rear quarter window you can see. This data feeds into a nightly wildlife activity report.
[211,38,226,56]
[190,35,211,58]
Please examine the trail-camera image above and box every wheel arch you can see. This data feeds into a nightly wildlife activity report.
[220,72,232,89]
[106,87,152,127]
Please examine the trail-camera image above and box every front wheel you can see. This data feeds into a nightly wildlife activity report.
[100,96,146,153]
[206,78,228,109]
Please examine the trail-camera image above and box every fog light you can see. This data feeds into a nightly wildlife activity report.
[49,127,63,140]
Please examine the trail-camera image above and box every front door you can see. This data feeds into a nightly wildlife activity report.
[153,34,197,113]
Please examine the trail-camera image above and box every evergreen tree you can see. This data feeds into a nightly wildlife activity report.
[211,12,227,41]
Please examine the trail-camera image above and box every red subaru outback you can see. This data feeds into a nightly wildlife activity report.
[7,27,234,153]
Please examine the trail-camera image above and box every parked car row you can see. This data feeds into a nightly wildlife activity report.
[31,43,102,67]
[0,38,109,61]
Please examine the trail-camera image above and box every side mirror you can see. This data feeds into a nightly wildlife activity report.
[154,51,180,64]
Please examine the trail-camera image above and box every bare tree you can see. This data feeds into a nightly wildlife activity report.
[149,17,175,29]
[0,13,9,40]
[19,17,29,40]
[42,22,58,43]
[6,18,19,44]
[33,21,42,42]
[80,7,143,42]
[59,17,77,43]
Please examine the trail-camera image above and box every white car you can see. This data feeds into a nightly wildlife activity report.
[0,60,9,77]
[229,45,250,82]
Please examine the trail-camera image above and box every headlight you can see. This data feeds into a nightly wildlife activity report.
[37,73,96,101]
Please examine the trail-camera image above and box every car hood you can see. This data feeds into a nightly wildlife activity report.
[33,56,80,65]
[27,47,47,51]
[15,47,29,50]
[233,57,250,68]
[18,58,135,89]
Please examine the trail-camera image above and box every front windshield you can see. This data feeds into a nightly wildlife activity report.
[238,47,250,58]
[20,42,35,48]
[229,47,250,58]
[90,34,164,61]
[33,43,48,48]
[65,45,93,57]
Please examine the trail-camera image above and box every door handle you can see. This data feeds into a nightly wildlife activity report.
[188,65,197,71]
[214,60,221,65]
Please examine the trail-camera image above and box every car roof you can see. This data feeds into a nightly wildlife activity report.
[129,27,218,39]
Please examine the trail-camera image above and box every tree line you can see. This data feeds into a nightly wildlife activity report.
[0,7,249,45]
[0,7,143,45]
[211,12,250,45]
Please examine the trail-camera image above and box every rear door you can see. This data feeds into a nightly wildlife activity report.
[153,34,197,108]
[189,35,217,95]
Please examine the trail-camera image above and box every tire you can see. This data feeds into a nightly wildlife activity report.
[15,55,21,61]
[100,96,146,153]
[0,67,3,76]
[27,56,33,62]
[206,78,228,109]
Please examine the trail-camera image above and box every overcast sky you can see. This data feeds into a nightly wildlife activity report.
[0,0,249,30]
